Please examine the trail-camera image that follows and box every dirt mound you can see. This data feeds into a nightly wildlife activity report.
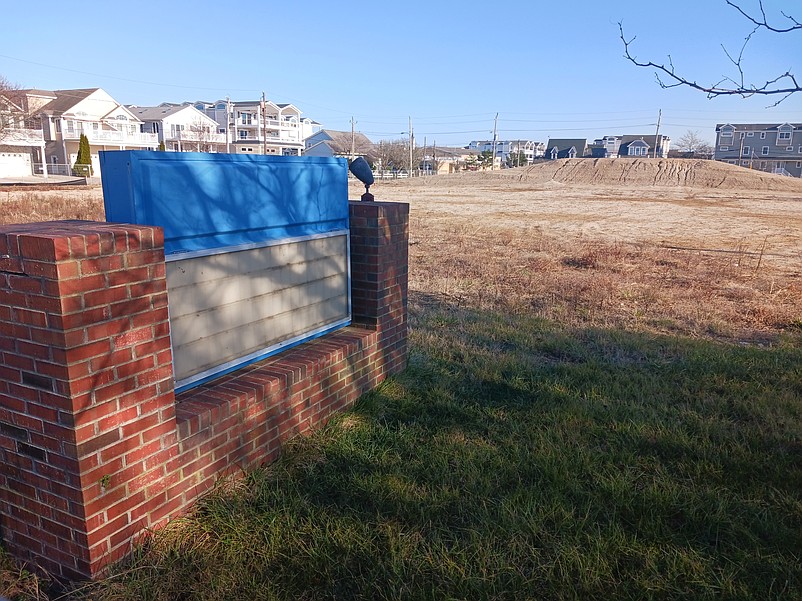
[454,158,802,192]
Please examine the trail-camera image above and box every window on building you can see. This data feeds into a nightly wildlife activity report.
[720,129,733,137]
[742,146,750,156]
[739,132,746,139]
[719,146,729,151]
[760,132,766,139]
[762,146,769,155]
[239,130,248,139]
[797,161,802,168]
[741,161,748,166]
[239,112,252,125]
[787,146,794,152]
[746,132,754,137]
[778,131,791,141]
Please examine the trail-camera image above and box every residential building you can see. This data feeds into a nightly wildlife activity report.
[545,139,588,160]
[191,99,305,155]
[420,146,478,174]
[303,129,375,161]
[714,123,802,177]
[589,134,671,158]
[468,139,545,166]
[128,105,225,152]
[33,88,158,176]
[0,88,48,178]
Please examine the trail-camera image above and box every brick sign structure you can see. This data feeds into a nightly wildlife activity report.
[0,200,408,580]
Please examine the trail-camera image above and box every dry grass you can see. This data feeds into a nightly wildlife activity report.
[0,187,104,225]
[409,217,802,344]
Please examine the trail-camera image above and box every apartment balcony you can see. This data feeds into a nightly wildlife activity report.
[166,132,227,144]
[236,119,299,130]
[1,127,45,146]
[62,129,158,146]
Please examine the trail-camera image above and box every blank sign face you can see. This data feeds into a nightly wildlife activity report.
[100,151,351,391]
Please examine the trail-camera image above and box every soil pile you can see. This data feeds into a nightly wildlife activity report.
[436,158,802,192]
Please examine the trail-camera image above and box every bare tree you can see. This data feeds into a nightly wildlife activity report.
[675,130,715,158]
[0,75,26,142]
[376,139,423,172]
[620,1,800,105]
[184,118,217,152]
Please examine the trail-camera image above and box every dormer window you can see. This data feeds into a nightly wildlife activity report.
[777,124,793,145]
[720,127,733,138]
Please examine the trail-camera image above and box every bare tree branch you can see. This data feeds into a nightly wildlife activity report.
[619,1,801,105]
[725,0,801,33]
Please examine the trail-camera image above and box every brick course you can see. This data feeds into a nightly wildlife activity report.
[0,201,408,580]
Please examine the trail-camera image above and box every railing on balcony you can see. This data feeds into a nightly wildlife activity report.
[165,132,227,144]
[1,128,45,145]
[62,129,158,145]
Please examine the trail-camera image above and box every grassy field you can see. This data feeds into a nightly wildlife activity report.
[1,174,801,600]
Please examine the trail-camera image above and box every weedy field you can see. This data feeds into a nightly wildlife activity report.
[2,159,802,600]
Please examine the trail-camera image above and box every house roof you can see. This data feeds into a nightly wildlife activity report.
[36,89,99,115]
[428,146,477,158]
[545,139,587,151]
[314,130,375,155]
[716,123,802,131]
[21,89,56,98]
[128,105,198,121]
[620,134,668,146]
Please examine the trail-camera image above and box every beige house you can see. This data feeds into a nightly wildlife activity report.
[421,146,479,174]
[34,88,158,175]
[0,88,49,178]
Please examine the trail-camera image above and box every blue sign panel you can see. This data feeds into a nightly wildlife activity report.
[100,151,349,255]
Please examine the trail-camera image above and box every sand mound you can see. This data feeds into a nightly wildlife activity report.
[444,158,802,192]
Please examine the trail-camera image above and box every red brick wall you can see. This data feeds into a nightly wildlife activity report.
[0,200,409,580]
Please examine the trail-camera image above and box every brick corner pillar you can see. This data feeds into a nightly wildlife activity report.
[0,220,178,580]
[349,200,410,377]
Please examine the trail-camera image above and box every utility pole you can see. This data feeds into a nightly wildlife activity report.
[423,136,427,174]
[491,113,499,171]
[408,116,414,176]
[350,116,356,160]
[739,132,744,164]
[653,109,662,158]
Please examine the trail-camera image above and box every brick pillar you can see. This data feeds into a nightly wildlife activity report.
[349,201,409,376]
[0,221,177,580]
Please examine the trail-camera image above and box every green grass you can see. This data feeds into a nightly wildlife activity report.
[56,296,802,601]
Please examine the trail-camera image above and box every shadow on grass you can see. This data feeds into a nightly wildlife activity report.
[68,292,802,601]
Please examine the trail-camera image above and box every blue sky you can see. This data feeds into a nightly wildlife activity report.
[2,0,800,147]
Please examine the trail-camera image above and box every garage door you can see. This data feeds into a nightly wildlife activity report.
[0,152,32,177]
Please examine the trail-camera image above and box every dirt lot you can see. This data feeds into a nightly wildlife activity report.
[360,159,802,272]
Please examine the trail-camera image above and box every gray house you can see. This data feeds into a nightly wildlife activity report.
[714,123,802,177]
[589,134,671,158]
[545,138,588,160]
